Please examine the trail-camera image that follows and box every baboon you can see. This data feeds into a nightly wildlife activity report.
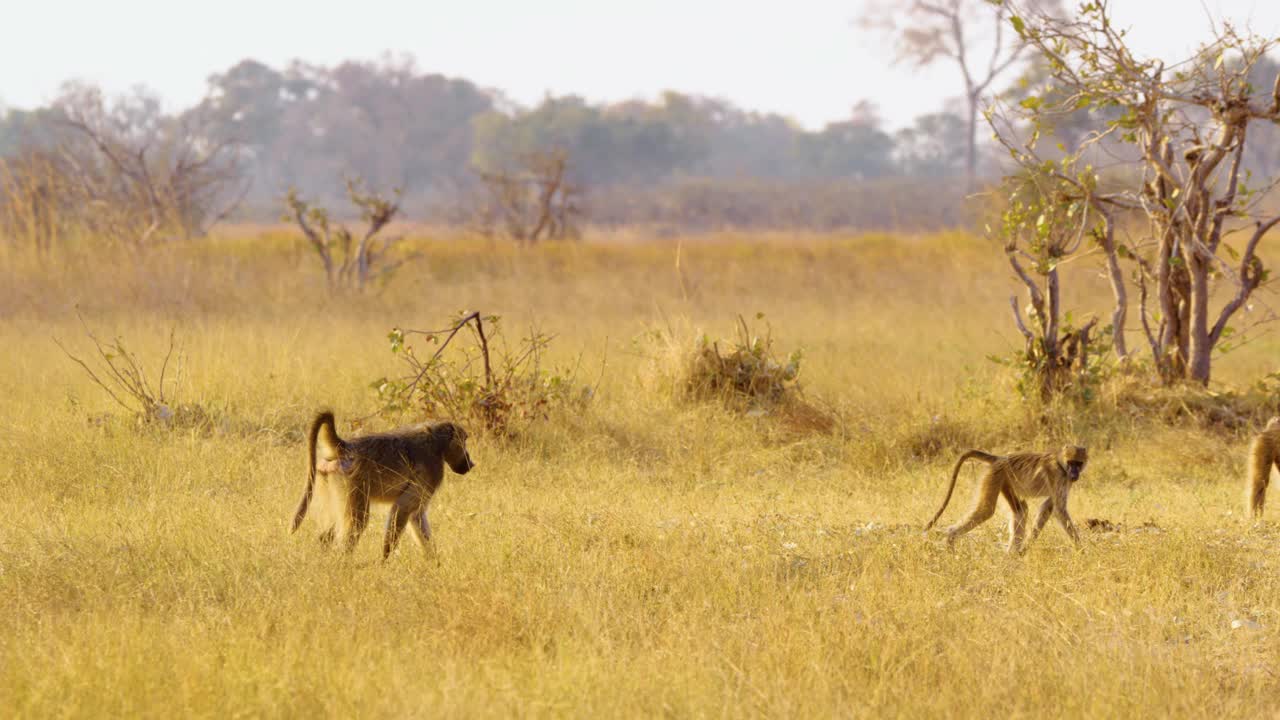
[291,411,475,559]
[1246,416,1280,520]
[925,445,1088,553]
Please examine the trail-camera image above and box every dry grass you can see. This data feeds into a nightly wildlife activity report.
[3,228,1280,716]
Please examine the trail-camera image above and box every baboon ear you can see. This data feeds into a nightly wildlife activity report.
[440,422,465,448]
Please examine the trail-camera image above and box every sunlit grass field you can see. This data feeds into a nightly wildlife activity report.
[3,229,1280,717]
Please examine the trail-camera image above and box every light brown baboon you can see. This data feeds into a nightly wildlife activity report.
[291,411,475,559]
[925,445,1088,553]
[1247,416,1280,520]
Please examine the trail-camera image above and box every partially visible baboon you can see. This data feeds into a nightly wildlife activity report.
[1247,416,1280,520]
[925,445,1088,553]
[291,411,475,559]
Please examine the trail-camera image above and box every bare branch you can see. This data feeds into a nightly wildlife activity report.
[1210,215,1280,345]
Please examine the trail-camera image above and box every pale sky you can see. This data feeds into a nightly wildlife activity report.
[2,0,1279,130]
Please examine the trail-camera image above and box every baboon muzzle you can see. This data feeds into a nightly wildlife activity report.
[453,454,476,475]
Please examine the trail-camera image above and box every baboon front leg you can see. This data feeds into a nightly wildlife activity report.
[383,487,424,560]
[409,508,434,550]
[1002,487,1028,554]
[1028,498,1054,546]
[1053,494,1082,548]
[408,509,439,563]
[414,510,431,542]
[945,475,1001,545]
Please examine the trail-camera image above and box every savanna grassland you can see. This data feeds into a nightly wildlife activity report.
[3,230,1280,717]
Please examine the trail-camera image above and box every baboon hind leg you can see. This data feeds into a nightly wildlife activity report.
[1250,459,1275,519]
[945,474,1001,545]
[314,476,340,547]
[1002,486,1028,554]
[344,487,371,553]
[1250,477,1269,519]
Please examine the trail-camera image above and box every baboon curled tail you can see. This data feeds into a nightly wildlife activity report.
[291,411,343,533]
[924,449,1001,531]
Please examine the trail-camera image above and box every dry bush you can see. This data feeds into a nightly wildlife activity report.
[371,311,594,436]
[53,313,211,432]
[1105,369,1280,432]
[898,414,987,461]
[661,314,836,435]
[0,150,74,254]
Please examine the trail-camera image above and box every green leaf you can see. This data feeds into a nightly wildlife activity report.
[1035,213,1050,239]
[1010,15,1025,35]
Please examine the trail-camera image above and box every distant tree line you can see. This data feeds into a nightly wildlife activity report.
[2,52,1277,234]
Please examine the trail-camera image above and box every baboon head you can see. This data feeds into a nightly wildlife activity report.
[435,422,476,475]
[1060,445,1088,482]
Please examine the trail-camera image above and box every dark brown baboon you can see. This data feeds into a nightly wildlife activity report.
[1247,417,1280,520]
[291,411,475,559]
[925,445,1088,553]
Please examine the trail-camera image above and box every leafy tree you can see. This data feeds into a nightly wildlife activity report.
[990,0,1280,386]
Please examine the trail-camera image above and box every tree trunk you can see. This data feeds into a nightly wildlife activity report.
[1187,255,1212,384]
[1154,231,1176,379]
[1096,213,1128,359]
[964,94,979,190]
[1173,263,1191,379]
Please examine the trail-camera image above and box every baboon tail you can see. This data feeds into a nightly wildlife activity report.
[293,411,339,533]
[924,450,999,531]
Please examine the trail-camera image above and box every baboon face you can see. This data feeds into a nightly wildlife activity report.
[440,423,476,475]
[1061,445,1088,482]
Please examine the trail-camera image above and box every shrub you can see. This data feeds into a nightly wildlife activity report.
[54,312,211,431]
[371,311,592,435]
[668,314,836,434]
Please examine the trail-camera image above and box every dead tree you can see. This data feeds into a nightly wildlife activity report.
[51,84,247,250]
[861,0,1063,188]
[285,179,406,293]
[475,149,581,243]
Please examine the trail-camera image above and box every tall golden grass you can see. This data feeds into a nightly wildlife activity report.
[2,228,1280,716]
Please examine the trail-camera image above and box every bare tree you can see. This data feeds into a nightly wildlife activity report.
[285,179,407,293]
[54,84,248,248]
[473,149,581,243]
[990,0,1280,386]
[861,0,1061,187]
